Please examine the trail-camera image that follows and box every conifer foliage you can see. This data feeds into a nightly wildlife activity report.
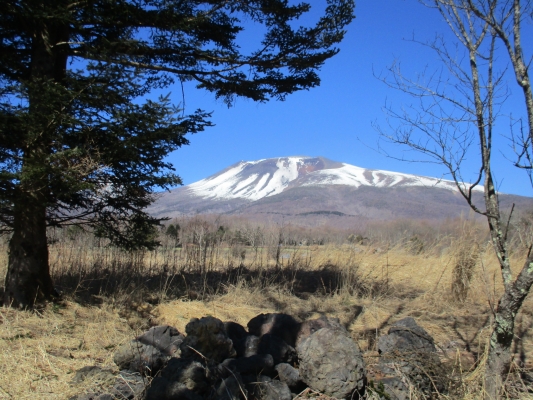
[0,0,354,307]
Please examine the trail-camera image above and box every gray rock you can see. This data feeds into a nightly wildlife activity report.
[110,370,146,399]
[70,394,114,400]
[71,366,115,385]
[257,334,296,365]
[136,325,184,356]
[246,375,292,400]
[70,368,146,400]
[247,313,300,347]
[275,363,305,392]
[376,317,447,398]
[296,316,344,347]
[114,340,169,376]
[297,327,366,399]
[180,316,236,363]
[367,376,410,400]
[377,317,436,355]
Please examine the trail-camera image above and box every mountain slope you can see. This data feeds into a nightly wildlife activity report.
[186,156,476,201]
[149,156,531,224]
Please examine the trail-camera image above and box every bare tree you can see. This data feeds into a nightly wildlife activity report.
[376,1,533,398]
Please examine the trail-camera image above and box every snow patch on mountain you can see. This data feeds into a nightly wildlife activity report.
[189,157,308,200]
[302,163,460,190]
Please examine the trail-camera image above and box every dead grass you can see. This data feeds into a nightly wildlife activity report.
[0,229,532,399]
[0,301,133,399]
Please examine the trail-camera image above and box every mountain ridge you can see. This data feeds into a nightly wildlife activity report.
[148,156,531,226]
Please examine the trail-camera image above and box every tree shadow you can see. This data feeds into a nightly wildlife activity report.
[356,303,406,352]
[513,310,533,380]
[50,260,426,311]
[449,314,491,365]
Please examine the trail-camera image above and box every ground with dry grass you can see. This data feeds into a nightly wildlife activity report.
[1,223,532,399]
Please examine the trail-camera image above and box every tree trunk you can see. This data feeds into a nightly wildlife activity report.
[484,311,514,398]
[3,201,54,308]
[484,254,533,399]
[2,14,67,308]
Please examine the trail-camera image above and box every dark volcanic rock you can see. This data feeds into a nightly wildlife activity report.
[246,375,292,400]
[114,340,169,376]
[275,363,306,392]
[257,334,296,365]
[110,370,145,400]
[146,379,203,400]
[377,317,436,354]
[217,354,275,378]
[180,316,236,363]
[224,321,248,342]
[71,366,115,385]
[367,376,411,400]
[234,335,260,358]
[70,394,113,400]
[136,325,184,356]
[296,315,344,347]
[297,327,366,399]
[247,313,300,347]
[214,373,247,400]
[374,317,447,399]
[70,368,146,400]
[146,358,209,399]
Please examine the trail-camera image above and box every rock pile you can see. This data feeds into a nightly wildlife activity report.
[70,315,446,400]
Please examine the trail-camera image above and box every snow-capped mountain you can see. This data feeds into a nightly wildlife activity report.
[187,156,477,201]
[149,156,526,225]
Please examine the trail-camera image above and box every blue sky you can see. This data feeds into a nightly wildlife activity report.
[162,0,533,197]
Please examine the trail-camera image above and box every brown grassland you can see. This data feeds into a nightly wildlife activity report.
[0,216,532,399]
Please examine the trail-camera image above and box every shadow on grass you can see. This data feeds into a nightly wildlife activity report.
[52,261,415,308]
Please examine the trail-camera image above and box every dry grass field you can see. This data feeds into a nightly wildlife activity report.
[0,220,532,399]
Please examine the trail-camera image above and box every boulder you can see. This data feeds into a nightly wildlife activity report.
[245,375,292,400]
[145,380,203,400]
[366,377,409,400]
[233,334,260,358]
[377,317,436,355]
[257,334,296,365]
[275,363,306,392]
[145,358,209,399]
[110,370,145,400]
[136,325,184,356]
[214,373,247,400]
[374,317,447,399]
[224,321,248,342]
[297,327,366,399]
[71,366,115,385]
[180,316,236,363]
[296,316,344,347]
[70,367,146,400]
[217,354,275,378]
[114,340,169,376]
[69,394,114,400]
[247,313,300,347]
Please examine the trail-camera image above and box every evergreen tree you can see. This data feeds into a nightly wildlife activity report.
[165,224,180,241]
[0,0,354,307]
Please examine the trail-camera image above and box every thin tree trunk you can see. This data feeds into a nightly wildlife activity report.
[485,253,533,398]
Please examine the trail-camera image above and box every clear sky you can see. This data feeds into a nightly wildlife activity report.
[162,0,533,197]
